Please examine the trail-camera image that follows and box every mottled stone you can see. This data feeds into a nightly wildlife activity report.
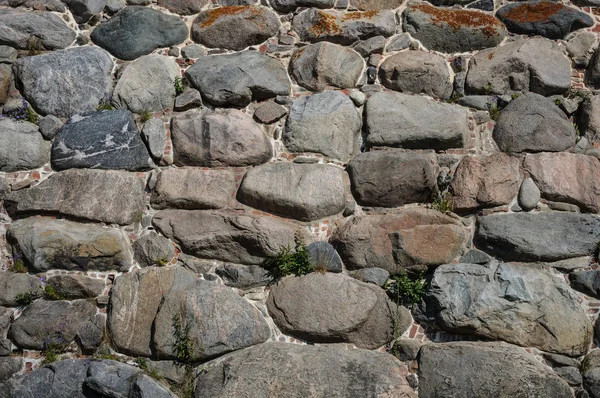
[270,0,334,12]
[215,264,270,289]
[39,115,63,140]
[253,101,287,124]
[142,118,167,159]
[174,89,203,112]
[0,119,50,172]
[0,273,42,307]
[133,232,175,268]
[45,275,105,299]
[0,9,75,50]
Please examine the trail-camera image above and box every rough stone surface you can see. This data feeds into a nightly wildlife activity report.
[0,119,50,172]
[567,31,596,67]
[191,6,280,51]
[494,93,576,153]
[0,357,21,382]
[578,95,600,145]
[7,218,133,272]
[91,6,188,60]
[290,42,364,91]
[142,118,167,159]
[307,241,343,273]
[63,0,107,23]
[153,210,310,265]
[0,9,76,50]
[270,0,335,12]
[366,91,467,150]
[0,273,42,307]
[39,115,63,141]
[283,91,361,162]
[52,110,151,171]
[4,169,146,225]
[402,3,507,53]
[418,342,575,398]
[171,109,272,167]
[215,264,270,289]
[185,51,290,107]
[253,101,287,124]
[157,0,209,15]
[518,177,541,211]
[132,232,175,267]
[238,162,346,221]
[348,267,389,286]
[417,262,592,356]
[476,212,600,262]
[570,271,600,299]
[45,275,105,299]
[174,89,203,112]
[347,151,436,207]
[13,46,113,118]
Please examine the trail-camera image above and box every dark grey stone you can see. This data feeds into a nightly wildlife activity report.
[353,35,385,57]
[348,267,390,286]
[570,271,600,299]
[554,366,583,386]
[215,264,270,289]
[180,44,205,59]
[253,101,287,124]
[84,360,141,397]
[459,249,492,264]
[270,0,334,12]
[306,241,343,273]
[39,115,63,140]
[174,89,203,112]
[62,0,107,23]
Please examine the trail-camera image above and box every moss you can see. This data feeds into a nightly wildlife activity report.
[413,3,504,37]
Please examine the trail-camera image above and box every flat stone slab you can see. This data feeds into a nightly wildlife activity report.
[0,9,75,50]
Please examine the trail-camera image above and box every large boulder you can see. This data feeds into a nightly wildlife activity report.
[195,342,416,398]
[4,169,146,225]
[347,151,436,207]
[185,51,290,107]
[283,91,361,162]
[0,273,42,307]
[402,3,506,53]
[191,6,280,51]
[51,110,152,171]
[465,38,571,96]
[417,262,592,356]
[366,91,467,150]
[0,9,75,50]
[13,47,113,118]
[152,210,310,265]
[493,93,576,153]
[449,153,521,213]
[90,6,188,60]
[0,119,50,172]
[523,152,600,213]
[476,212,600,262]
[267,273,409,348]
[418,342,575,398]
[171,109,272,167]
[7,218,133,273]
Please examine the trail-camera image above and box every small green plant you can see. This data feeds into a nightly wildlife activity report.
[27,37,42,56]
[43,345,59,364]
[262,231,314,280]
[174,77,184,95]
[15,291,40,306]
[140,111,152,123]
[511,93,520,100]
[25,106,39,125]
[44,285,65,300]
[489,104,501,121]
[12,258,27,273]
[155,258,169,267]
[446,92,462,104]
[432,192,453,214]
[172,312,194,366]
[483,82,494,95]
[96,93,114,111]
[135,357,148,370]
[574,123,581,139]
[554,97,563,106]
[385,270,428,308]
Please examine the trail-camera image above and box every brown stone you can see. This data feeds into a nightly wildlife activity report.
[350,0,404,9]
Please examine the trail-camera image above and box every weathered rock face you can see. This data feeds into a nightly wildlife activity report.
[402,3,507,53]
[523,152,600,212]
[347,151,436,207]
[493,93,576,153]
[267,273,409,348]
[417,262,593,356]
[215,264,270,289]
[62,0,106,23]
[292,8,396,45]
[191,6,280,51]
[45,275,105,299]
[350,0,404,9]
[476,212,600,262]
[570,270,600,299]
[133,232,175,267]
[157,0,209,14]
[0,357,22,382]
[283,91,361,162]
[0,119,50,172]
[307,241,343,273]
[171,109,272,167]
[290,42,364,91]
[418,342,575,398]
[366,91,467,150]
[195,343,416,398]
[449,153,521,213]
[238,162,346,221]
[13,47,113,117]
[91,6,188,60]
[378,51,452,99]
[0,9,76,50]
[578,95,600,144]
[330,209,462,273]
[185,51,290,107]
[465,38,571,96]
[7,218,133,272]
[4,169,146,225]
[497,0,593,39]
[0,273,42,306]
[153,210,310,265]
[51,110,152,171]
[270,0,335,12]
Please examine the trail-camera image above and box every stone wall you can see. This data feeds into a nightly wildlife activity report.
[0,0,600,397]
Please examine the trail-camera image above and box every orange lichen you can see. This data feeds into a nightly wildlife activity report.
[308,11,342,36]
[501,2,566,23]
[341,10,380,21]
[412,3,504,37]
[200,6,262,28]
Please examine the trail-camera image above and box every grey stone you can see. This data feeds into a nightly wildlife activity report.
[349,0,404,9]
[0,357,21,382]
[215,264,270,289]
[555,366,583,386]
[543,353,581,368]
[494,93,576,153]
[270,0,334,12]
[497,1,593,39]
[353,35,385,57]
[185,51,291,107]
[476,212,600,262]
[105,0,125,12]
[418,342,575,398]
[0,178,9,201]
[465,38,571,96]
[237,162,346,221]
[151,168,237,210]
[385,33,413,52]
[180,45,205,59]
[584,368,600,398]
[45,275,105,299]
[0,9,75,50]
[0,46,17,64]
[518,177,540,211]
[366,91,467,150]
[253,101,287,124]
[4,169,146,225]
[191,6,280,51]
[290,42,364,91]
[8,218,133,272]
[283,91,361,162]
[267,273,409,348]
[0,273,42,307]
[570,271,600,299]
[307,241,343,273]
[113,55,180,113]
[577,95,600,144]
[459,249,492,264]
[130,374,177,398]
[349,90,366,106]
[8,0,66,11]
[347,151,436,207]
[13,46,113,118]
[0,119,50,172]
[402,2,507,53]
[52,110,152,171]
[378,51,452,99]
[39,115,63,140]
[567,31,596,67]
[348,267,389,286]
[292,8,396,45]
[142,118,167,159]
[91,6,188,61]
[171,108,272,167]
[393,339,422,362]
[576,137,589,153]
[417,262,592,356]
[85,360,141,397]
[133,233,175,267]
[586,48,600,89]
[174,89,203,112]
[62,0,107,23]
[467,0,494,11]
[157,0,209,15]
